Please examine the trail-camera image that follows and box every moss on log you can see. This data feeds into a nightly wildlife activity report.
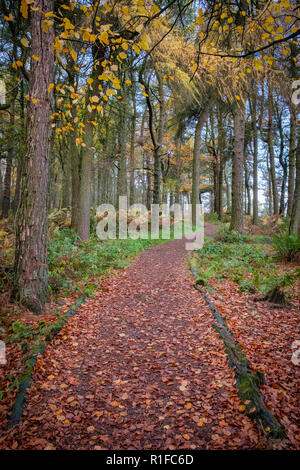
[8,296,85,429]
[190,266,286,440]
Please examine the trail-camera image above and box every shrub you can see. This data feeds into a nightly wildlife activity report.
[9,321,35,342]
[272,231,300,262]
[263,269,300,305]
[216,227,251,244]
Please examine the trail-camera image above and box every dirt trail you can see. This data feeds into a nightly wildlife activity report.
[1,223,260,450]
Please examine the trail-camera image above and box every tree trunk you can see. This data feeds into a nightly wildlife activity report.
[244,154,251,216]
[71,135,80,231]
[62,144,71,208]
[192,98,214,226]
[117,85,128,205]
[287,104,296,216]
[146,152,152,211]
[230,104,245,232]
[278,113,287,216]
[290,137,300,235]
[224,166,231,213]
[251,94,259,225]
[129,74,137,206]
[78,124,92,241]
[13,0,54,313]
[216,110,224,220]
[267,80,279,215]
[77,45,105,240]
[152,68,165,205]
[175,139,182,204]
[2,89,17,218]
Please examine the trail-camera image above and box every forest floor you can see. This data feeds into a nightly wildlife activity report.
[0,222,299,450]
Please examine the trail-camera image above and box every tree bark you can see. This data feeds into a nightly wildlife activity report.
[267,80,279,215]
[287,104,296,216]
[251,94,259,225]
[78,123,92,241]
[129,73,137,206]
[117,83,128,205]
[175,139,182,204]
[13,79,25,215]
[192,97,215,226]
[216,107,224,220]
[61,137,71,208]
[290,137,300,235]
[77,44,105,240]
[13,0,54,313]
[2,85,17,218]
[278,111,287,216]
[230,104,245,232]
[244,154,251,216]
[71,134,80,231]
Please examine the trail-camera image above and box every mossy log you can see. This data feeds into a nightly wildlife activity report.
[190,267,286,439]
[9,341,45,428]
[8,296,85,429]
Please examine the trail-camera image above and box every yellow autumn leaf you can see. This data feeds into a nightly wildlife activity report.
[21,37,29,48]
[196,10,203,25]
[4,13,13,21]
[106,89,116,97]
[132,44,140,55]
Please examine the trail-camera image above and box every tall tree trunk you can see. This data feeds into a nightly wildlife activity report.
[278,113,287,215]
[151,67,165,205]
[129,74,137,206]
[287,104,296,216]
[71,135,80,231]
[77,45,105,240]
[244,155,251,216]
[230,104,245,233]
[175,139,182,204]
[62,143,71,208]
[13,0,54,313]
[267,167,273,215]
[279,162,288,216]
[213,158,218,213]
[287,41,298,217]
[117,85,128,205]
[216,108,224,220]
[267,80,279,215]
[139,63,166,205]
[2,87,17,218]
[290,137,300,235]
[78,124,92,241]
[192,98,214,226]
[146,152,152,211]
[251,94,259,225]
[224,166,231,213]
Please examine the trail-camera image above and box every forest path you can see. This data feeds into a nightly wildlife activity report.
[5,223,259,450]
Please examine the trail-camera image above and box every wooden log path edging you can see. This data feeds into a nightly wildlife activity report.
[8,296,86,429]
[190,265,286,440]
